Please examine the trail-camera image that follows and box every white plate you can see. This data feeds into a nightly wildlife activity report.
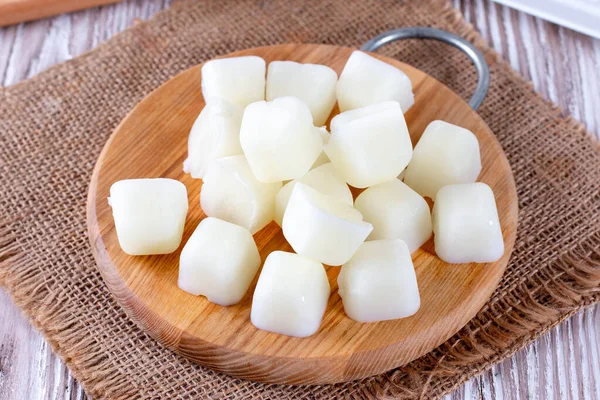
[492,0,600,39]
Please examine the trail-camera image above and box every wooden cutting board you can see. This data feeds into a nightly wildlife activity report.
[0,0,121,26]
[87,43,518,385]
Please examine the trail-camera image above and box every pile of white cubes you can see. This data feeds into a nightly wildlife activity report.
[108,51,504,338]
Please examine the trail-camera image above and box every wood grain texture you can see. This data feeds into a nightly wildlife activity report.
[0,0,122,27]
[0,0,598,397]
[86,43,518,385]
[0,289,86,400]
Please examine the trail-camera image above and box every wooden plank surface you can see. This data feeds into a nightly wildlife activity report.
[0,0,598,398]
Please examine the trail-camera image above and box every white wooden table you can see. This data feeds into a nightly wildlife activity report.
[0,0,598,398]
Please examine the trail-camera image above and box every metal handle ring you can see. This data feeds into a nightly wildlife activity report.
[361,27,490,110]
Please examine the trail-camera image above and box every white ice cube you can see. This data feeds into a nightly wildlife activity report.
[251,251,330,337]
[324,101,412,188]
[329,100,398,132]
[201,56,266,108]
[404,120,482,199]
[336,51,414,113]
[311,126,331,169]
[282,183,372,265]
[432,183,504,264]
[354,179,432,253]
[200,155,281,234]
[108,178,188,255]
[178,217,260,306]
[239,96,323,182]
[266,61,338,126]
[274,162,353,226]
[337,239,420,323]
[183,98,243,179]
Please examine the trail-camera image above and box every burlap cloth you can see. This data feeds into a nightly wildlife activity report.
[1,0,599,398]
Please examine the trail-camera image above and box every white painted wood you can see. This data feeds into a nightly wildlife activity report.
[0,0,598,398]
[0,289,86,400]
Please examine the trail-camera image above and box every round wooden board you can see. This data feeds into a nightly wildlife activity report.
[87,44,518,385]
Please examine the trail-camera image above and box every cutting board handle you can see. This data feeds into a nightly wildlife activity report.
[0,0,122,27]
[362,27,490,110]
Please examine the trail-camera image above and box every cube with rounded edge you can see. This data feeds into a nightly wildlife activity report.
[404,120,482,199]
[183,98,243,179]
[274,162,353,226]
[178,217,260,306]
[337,239,420,323]
[266,61,338,126]
[282,183,372,266]
[354,179,432,253]
[108,178,188,255]
[337,50,414,113]
[325,101,412,188]
[432,182,504,264]
[201,56,265,108]
[200,155,281,234]
[240,96,323,182]
[251,251,330,337]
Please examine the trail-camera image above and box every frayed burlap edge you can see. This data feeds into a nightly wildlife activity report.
[0,0,599,399]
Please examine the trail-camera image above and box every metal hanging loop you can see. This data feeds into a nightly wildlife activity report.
[361,27,490,110]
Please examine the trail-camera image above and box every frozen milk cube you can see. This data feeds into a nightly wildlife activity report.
[108,178,188,255]
[354,179,432,253]
[432,183,504,264]
[266,61,338,126]
[337,51,414,113]
[183,98,243,179]
[201,56,265,108]
[274,162,353,226]
[178,217,260,306]
[239,96,323,182]
[282,183,372,266]
[251,251,330,337]
[404,120,482,199]
[338,239,420,323]
[200,155,281,234]
[325,101,412,188]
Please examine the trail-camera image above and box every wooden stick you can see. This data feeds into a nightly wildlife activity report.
[0,0,122,27]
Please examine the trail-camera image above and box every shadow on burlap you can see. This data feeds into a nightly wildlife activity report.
[1,0,599,398]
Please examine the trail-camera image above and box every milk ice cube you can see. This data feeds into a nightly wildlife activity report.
[201,56,265,108]
[251,251,330,337]
[178,217,260,306]
[183,98,243,179]
[324,101,412,188]
[329,100,399,132]
[274,162,353,226]
[337,51,414,113]
[239,96,323,182]
[404,120,481,199]
[108,178,188,255]
[338,239,420,323]
[282,183,372,265]
[200,155,281,234]
[354,179,432,253]
[432,183,504,264]
[266,61,338,126]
